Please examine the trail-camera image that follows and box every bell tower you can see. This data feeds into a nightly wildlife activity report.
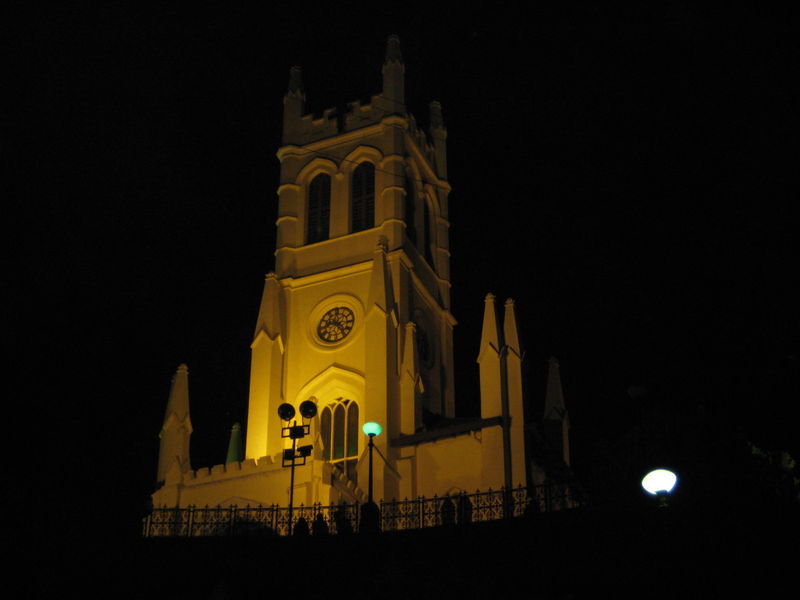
[244,35,455,502]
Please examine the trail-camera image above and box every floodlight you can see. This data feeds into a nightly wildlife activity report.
[299,399,318,419]
[278,403,296,421]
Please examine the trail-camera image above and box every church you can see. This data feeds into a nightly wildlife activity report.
[151,36,571,515]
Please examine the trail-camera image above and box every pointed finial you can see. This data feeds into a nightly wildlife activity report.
[287,66,303,94]
[385,34,403,63]
[165,363,191,424]
[503,298,522,355]
[403,321,419,375]
[226,422,243,464]
[479,293,502,355]
[430,100,444,130]
[368,241,395,313]
[544,356,567,420]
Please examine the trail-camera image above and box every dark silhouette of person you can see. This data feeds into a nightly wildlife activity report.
[333,504,353,535]
[293,516,310,536]
[457,494,473,525]
[440,496,456,526]
[312,513,329,536]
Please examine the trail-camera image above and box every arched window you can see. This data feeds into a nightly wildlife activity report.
[351,162,375,233]
[307,173,331,244]
[320,399,359,482]
[423,196,434,266]
[405,174,417,245]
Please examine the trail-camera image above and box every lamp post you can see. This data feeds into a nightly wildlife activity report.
[360,422,382,533]
[362,422,382,503]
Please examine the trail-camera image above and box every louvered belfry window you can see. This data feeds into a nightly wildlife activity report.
[351,162,375,233]
[307,173,331,244]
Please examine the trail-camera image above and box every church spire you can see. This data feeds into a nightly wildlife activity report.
[400,321,423,433]
[385,34,403,63]
[429,100,448,180]
[367,240,396,315]
[543,356,570,466]
[254,272,283,340]
[479,293,502,356]
[502,298,528,487]
[157,364,193,485]
[287,65,303,95]
[544,356,567,420]
[381,34,405,115]
[503,298,522,358]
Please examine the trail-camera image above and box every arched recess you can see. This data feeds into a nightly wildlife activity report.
[296,158,339,245]
[343,146,383,233]
[308,173,331,243]
[404,159,423,246]
[351,163,375,233]
[295,364,365,483]
[422,193,435,266]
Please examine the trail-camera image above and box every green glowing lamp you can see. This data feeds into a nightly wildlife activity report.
[362,422,382,437]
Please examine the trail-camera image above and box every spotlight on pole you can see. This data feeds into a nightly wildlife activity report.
[278,403,296,422]
[278,400,317,535]
[299,399,318,419]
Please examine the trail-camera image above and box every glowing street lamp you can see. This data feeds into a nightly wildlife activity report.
[362,422,382,504]
[359,422,382,534]
[641,468,678,507]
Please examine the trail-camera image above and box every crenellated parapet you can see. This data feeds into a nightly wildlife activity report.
[283,95,401,147]
[187,455,278,482]
[153,453,291,508]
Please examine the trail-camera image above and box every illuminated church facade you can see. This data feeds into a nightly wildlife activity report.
[152,36,570,510]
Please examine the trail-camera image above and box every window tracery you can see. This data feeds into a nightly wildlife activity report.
[320,399,359,482]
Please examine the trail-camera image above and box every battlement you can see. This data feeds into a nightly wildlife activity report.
[285,100,441,163]
[189,454,279,482]
[287,93,384,145]
[284,91,416,146]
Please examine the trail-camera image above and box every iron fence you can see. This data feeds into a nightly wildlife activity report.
[142,483,584,537]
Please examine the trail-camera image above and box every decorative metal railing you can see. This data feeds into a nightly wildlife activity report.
[142,483,584,537]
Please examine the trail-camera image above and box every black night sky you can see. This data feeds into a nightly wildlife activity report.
[17,5,798,544]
